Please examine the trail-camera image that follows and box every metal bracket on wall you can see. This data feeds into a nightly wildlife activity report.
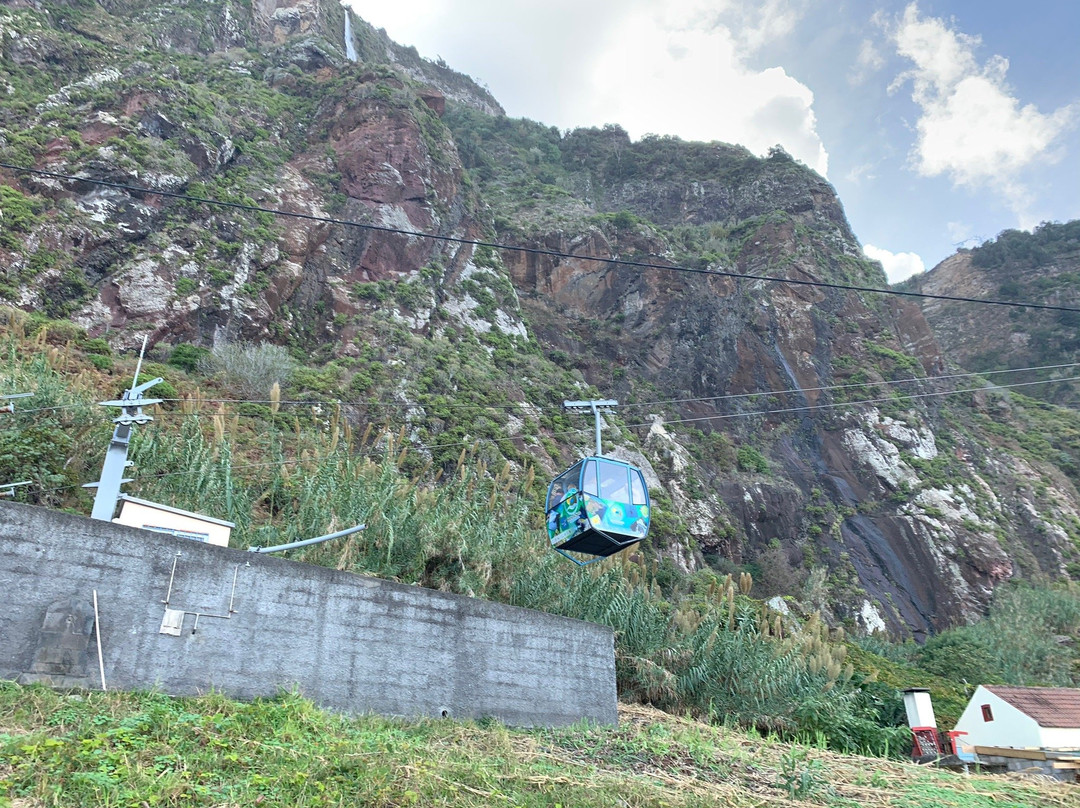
[159,552,246,636]
[1,480,31,498]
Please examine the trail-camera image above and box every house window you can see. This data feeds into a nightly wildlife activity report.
[981,704,994,722]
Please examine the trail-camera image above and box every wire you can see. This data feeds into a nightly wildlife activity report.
[30,430,537,496]
[6,358,1080,419]
[9,396,542,416]
[21,369,1075,494]
[624,361,1080,409]
[3,162,1079,314]
[618,374,1080,430]
[157,396,533,412]
[1,404,76,416]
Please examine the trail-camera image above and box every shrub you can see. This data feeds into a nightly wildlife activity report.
[80,337,112,356]
[736,446,769,473]
[168,343,210,372]
[0,185,44,249]
[915,630,1002,685]
[201,341,297,398]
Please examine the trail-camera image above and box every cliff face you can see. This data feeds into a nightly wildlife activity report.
[2,0,1080,637]
[900,223,1080,408]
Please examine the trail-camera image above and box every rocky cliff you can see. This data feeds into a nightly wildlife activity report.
[2,0,1079,638]
[900,222,1080,408]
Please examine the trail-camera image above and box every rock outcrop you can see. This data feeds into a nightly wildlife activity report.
[1,0,1078,638]
[901,222,1080,407]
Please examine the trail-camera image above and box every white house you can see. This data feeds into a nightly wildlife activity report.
[954,685,1080,750]
[113,495,234,547]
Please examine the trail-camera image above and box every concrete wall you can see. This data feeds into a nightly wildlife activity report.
[0,501,617,727]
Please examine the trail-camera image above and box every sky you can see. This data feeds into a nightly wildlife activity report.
[343,0,1079,283]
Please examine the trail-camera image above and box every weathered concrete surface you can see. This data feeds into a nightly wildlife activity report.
[0,502,617,726]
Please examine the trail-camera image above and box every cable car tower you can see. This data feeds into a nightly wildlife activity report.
[87,338,163,521]
[545,399,651,565]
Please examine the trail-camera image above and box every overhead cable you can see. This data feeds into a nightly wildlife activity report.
[24,371,1080,498]
[618,374,1080,430]
[9,358,1080,418]
[2,162,1079,314]
[625,361,1080,409]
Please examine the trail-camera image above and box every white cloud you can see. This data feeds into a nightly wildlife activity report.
[721,0,807,54]
[345,0,829,176]
[850,38,885,85]
[844,162,877,185]
[584,9,828,175]
[863,244,925,284]
[946,220,981,248]
[888,3,1075,214]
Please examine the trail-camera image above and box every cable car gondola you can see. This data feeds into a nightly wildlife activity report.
[546,456,650,564]
[545,399,651,565]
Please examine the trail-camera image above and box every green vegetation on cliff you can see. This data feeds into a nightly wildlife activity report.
[901,221,1080,408]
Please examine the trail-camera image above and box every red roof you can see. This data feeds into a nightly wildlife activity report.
[984,686,1080,728]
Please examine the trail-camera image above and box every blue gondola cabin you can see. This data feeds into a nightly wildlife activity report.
[545,457,650,564]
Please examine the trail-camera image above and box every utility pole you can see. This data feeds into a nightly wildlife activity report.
[563,399,617,456]
[86,338,162,521]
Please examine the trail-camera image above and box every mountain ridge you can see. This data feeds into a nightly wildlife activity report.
[1,0,1079,639]
[898,221,1080,409]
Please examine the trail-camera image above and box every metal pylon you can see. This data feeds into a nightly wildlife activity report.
[87,338,163,521]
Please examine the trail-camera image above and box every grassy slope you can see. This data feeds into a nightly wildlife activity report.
[1,684,1073,808]
[0,309,1062,754]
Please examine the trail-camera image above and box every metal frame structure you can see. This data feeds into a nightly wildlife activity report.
[563,399,617,456]
[1,393,34,498]
[87,338,162,521]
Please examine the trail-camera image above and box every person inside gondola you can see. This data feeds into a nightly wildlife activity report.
[547,483,564,534]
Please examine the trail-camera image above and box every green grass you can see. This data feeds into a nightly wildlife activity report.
[893,779,1071,808]
[1,684,1072,808]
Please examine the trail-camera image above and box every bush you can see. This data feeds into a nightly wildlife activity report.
[915,630,1002,685]
[201,341,297,399]
[736,445,769,473]
[168,343,210,372]
[80,337,112,356]
[0,185,44,249]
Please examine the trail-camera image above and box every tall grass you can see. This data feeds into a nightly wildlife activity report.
[0,313,108,507]
[121,410,909,753]
[0,323,947,755]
